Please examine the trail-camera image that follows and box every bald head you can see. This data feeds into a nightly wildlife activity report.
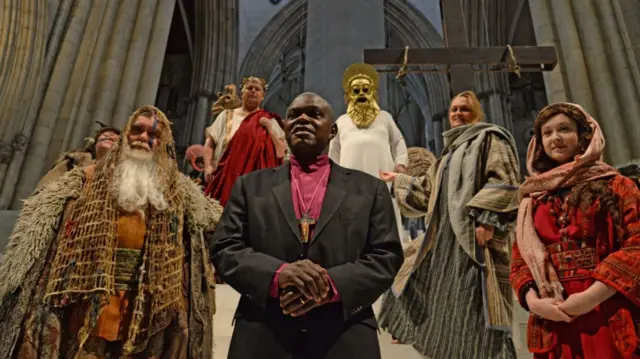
[283,92,338,161]
[287,92,334,122]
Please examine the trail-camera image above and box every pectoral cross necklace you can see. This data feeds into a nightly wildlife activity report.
[292,169,330,244]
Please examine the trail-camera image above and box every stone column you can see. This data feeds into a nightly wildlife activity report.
[0,0,177,209]
[529,0,640,164]
[136,0,178,106]
[465,0,514,133]
[184,0,238,147]
[54,0,115,162]
[111,0,160,129]
[432,114,444,155]
[304,0,387,116]
[0,0,49,186]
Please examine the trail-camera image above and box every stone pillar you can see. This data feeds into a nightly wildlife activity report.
[304,0,387,116]
[184,0,238,147]
[0,0,49,189]
[54,0,116,163]
[111,0,160,129]
[0,0,177,209]
[432,114,444,155]
[529,0,640,164]
[66,1,122,151]
[465,0,514,133]
[136,0,178,106]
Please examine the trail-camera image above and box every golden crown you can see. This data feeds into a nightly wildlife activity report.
[242,76,268,91]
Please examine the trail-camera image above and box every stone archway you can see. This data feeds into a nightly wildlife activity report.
[239,1,307,81]
[240,0,450,147]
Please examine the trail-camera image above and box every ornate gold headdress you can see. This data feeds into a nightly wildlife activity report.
[343,63,381,128]
[342,63,379,93]
[241,76,268,92]
[212,83,242,116]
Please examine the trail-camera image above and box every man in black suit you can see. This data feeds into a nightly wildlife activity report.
[208,92,404,359]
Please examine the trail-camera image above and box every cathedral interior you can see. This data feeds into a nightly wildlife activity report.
[1,1,640,357]
[2,0,639,211]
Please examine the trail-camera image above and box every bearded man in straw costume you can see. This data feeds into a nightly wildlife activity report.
[329,63,409,241]
[0,105,222,358]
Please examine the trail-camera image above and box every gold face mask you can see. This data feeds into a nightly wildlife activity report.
[346,78,380,128]
[343,63,381,129]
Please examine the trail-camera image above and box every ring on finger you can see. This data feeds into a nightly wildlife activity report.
[299,297,307,305]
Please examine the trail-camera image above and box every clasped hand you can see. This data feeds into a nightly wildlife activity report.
[526,289,599,323]
[278,259,332,317]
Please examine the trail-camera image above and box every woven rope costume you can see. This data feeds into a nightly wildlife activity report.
[41,106,193,354]
[0,107,221,359]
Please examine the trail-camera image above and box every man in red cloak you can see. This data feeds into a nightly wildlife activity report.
[203,77,287,205]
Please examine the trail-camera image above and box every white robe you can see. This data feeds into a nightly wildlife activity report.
[328,110,409,242]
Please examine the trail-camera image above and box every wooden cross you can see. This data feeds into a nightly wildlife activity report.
[362,1,558,97]
[299,212,317,244]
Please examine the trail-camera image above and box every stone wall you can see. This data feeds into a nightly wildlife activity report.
[0,210,19,255]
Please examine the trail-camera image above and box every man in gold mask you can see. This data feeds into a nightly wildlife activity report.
[329,63,408,241]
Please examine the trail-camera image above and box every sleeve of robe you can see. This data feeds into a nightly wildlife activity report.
[466,133,520,232]
[393,166,435,218]
[392,166,434,218]
[386,114,408,167]
[269,119,285,139]
[510,239,536,310]
[206,110,227,145]
[590,175,640,307]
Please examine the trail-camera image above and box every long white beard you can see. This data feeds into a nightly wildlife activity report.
[111,144,168,214]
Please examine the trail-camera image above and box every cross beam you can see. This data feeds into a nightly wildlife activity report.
[363,46,557,72]
[363,1,558,97]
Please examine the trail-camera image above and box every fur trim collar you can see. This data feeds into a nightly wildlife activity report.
[0,167,85,299]
[180,174,223,233]
[0,170,222,301]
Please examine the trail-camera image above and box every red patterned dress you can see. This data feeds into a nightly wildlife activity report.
[511,175,640,359]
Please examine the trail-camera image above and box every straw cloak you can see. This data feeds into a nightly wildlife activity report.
[0,166,222,358]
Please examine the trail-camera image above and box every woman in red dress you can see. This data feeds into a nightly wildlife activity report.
[510,102,640,359]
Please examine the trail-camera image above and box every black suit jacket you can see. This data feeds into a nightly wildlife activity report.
[208,162,403,357]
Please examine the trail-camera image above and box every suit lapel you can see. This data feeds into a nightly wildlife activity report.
[271,164,302,241]
[311,163,348,244]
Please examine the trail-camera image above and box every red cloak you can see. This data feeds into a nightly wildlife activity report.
[205,109,283,205]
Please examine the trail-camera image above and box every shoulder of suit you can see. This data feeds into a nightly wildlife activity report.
[240,165,284,182]
[332,163,383,186]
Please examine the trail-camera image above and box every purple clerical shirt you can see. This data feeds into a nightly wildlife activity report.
[269,154,340,302]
